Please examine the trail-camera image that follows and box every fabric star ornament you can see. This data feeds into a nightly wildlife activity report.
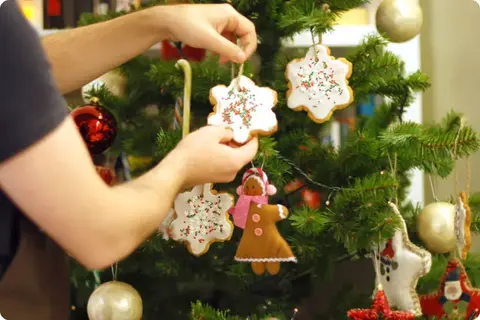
[169,184,234,256]
[372,202,432,315]
[420,258,480,319]
[455,192,472,260]
[208,75,278,144]
[347,286,415,319]
[286,44,353,123]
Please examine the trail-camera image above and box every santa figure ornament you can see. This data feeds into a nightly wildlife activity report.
[420,258,480,319]
[230,168,297,275]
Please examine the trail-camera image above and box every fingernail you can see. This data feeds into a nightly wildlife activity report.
[236,51,246,62]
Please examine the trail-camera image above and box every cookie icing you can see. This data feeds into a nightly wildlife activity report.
[286,44,353,122]
[170,184,234,256]
[208,75,278,144]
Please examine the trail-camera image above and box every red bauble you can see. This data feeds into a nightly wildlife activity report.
[347,289,415,320]
[95,166,116,186]
[301,189,321,209]
[71,101,117,154]
[161,41,206,61]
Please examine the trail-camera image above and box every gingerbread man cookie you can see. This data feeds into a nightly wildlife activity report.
[455,192,472,260]
[230,168,297,275]
[286,44,353,123]
[208,75,278,144]
[169,184,234,256]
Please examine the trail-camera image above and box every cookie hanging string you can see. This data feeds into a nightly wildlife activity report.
[175,59,192,137]
[427,174,439,202]
[452,118,465,197]
[466,156,471,197]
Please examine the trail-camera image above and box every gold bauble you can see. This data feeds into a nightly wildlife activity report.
[82,70,127,103]
[417,202,456,254]
[375,0,423,43]
[87,281,143,320]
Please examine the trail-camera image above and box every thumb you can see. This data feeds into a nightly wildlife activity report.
[206,31,246,63]
[208,125,234,143]
[233,137,258,164]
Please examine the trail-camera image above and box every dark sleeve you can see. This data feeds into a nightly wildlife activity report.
[0,0,69,163]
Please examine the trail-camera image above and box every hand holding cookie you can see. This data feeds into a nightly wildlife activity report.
[168,126,258,188]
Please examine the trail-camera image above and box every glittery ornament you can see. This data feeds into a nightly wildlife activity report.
[347,287,415,319]
[71,99,117,154]
[455,192,472,260]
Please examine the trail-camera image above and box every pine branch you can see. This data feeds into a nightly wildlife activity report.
[279,0,335,36]
[190,301,284,320]
[379,113,480,176]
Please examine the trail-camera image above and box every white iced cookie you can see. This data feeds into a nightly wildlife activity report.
[286,44,353,123]
[455,192,472,259]
[169,184,234,256]
[208,75,278,144]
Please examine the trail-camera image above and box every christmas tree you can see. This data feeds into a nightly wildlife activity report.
[69,1,480,319]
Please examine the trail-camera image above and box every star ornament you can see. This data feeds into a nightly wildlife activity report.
[285,44,353,123]
[208,75,278,144]
[420,258,480,319]
[169,184,234,256]
[347,287,415,319]
[373,203,432,315]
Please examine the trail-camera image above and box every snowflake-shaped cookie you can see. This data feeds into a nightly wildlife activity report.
[169,184,234,256]
[208,75,278,144]
[372,203,432,316]
[455,192,472,259]
[286,44,353,123]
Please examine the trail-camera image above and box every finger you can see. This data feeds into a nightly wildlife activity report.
[206,125,234,143]
[233,137,258,164]
[206,30,246,63]
[234,15,257,58]
[220,11,257,59]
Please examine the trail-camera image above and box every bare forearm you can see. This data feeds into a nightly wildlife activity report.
[41,6,173,94]
[0,118,185,270]
[95,153,184,268]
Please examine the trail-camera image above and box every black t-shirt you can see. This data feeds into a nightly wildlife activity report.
[0,1,70,318]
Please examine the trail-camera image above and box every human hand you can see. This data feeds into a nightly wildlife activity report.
[166,126,258,188]
[158,4,257,63]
